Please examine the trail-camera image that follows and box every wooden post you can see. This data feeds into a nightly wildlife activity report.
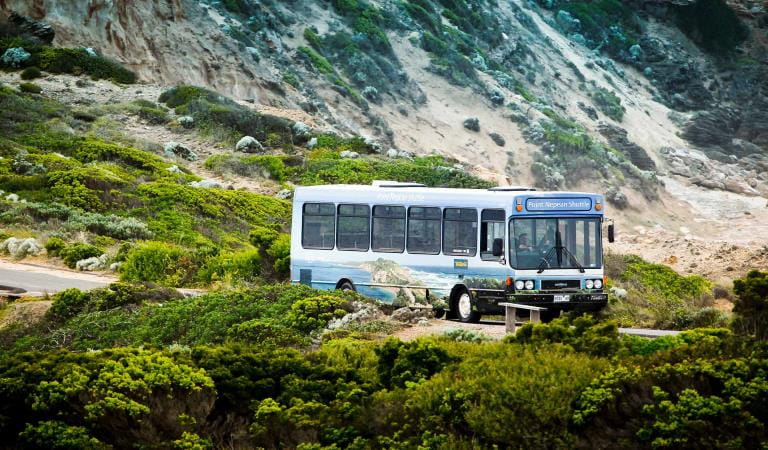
[505,305,517,333]
[530,309,541,323]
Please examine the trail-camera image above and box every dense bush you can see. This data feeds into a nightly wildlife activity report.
[731,270,768,339]
[19,82,42,94]
[20,66,41,80]
[44,236,67,256]
[120,241,193,286]
[60,243,103,269]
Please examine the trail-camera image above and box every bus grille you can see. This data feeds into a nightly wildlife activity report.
[541,279,580,290]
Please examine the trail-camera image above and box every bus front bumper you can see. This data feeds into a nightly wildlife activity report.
[473,291,607,313]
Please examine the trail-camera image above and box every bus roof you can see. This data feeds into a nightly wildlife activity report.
[294,184,605,215]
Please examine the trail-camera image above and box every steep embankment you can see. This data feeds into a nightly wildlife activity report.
[1,0,766,274]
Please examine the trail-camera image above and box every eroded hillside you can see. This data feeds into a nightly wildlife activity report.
[0,0,766,268]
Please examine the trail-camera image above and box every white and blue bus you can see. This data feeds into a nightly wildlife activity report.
[290,181,611,322]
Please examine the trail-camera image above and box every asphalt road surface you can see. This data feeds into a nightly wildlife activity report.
[0,264,112,296]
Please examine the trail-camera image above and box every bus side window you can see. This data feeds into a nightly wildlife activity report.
[407,206,441,254]
[337,204,370,251]
[372,205,406,253]
[480,209,505,261]
[302,202,335,249]
[443,208,477,256]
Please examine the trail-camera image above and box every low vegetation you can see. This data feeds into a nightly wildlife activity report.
[0,281,765,448]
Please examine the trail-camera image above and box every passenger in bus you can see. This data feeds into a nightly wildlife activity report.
[537,226,557,251]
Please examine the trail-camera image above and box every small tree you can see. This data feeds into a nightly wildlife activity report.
[731,270,768,339]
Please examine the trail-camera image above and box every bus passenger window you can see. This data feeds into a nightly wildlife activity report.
[337,204,370,251]
[443,208,477,256]
[407,207,441,254]
[302,203,335,249]
[372,205,405,253]
[480,209,505,261]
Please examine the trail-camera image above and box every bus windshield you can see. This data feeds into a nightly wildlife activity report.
[510,217,602,270]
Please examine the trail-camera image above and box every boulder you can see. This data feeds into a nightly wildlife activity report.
[606,186,629,209]
[235,136,264,153]
[164,142,198,161]
[391,306,433,324]
[386,148,399,158]
[306,137,318,149]
[463,117,480,132]
[489,132,506,147]
[488,89,505,106]
[8,13,55,44]
[597,122,656,171]
[724,177,760,196]
[276,189,293,199]
[189,179,223,189]
[292,121,311,138]
[340,150,359,159]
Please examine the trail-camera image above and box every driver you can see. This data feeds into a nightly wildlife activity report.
[517,233,533,251]
[537,225,556,250]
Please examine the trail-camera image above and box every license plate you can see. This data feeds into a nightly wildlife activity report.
[554,295,570,303]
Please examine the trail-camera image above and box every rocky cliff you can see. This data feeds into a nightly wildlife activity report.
[1,0,766,246]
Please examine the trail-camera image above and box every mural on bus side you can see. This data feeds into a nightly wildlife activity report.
[294,257,508,304]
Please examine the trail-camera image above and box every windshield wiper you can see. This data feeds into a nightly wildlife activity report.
[559,245,586,273]
[537,246,556,273]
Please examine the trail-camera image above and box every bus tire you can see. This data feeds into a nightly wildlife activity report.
[338,281,355,292]
[453,289,481,323]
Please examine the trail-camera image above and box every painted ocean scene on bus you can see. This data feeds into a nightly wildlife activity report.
[292,257,509,302]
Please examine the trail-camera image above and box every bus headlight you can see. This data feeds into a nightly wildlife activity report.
[585,279,594,289]
[524,280,534,290]
[594,279,603,289]
[515,280,525,290]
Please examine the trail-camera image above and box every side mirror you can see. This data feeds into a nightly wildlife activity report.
[607,224,615,243]
[492,238,504,256]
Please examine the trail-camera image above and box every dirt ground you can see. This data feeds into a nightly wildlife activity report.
[393,318,509,341]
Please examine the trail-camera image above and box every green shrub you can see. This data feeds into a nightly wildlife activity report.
[60,243,103,269]
[198,249,262,285]
[120,241,194,286]
[34,47,136,83]
[20,66,42,80]
[286,295,351,333]
[19,82,42,94]
[19,420,104,450]
[44,236,67,257]
[375,338,456,388]
[48,288,91,321]
[731,270,768,339]
[591,87,625,122]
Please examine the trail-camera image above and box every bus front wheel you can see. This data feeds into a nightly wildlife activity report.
[454,290,481,323]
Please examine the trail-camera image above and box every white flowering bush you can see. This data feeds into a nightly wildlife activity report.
[0,237,43,259]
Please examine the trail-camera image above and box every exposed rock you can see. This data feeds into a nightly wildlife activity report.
[292,121,311,139]
[386,148,399,158]
[391,306,433,324]
[577,102,598,120]
[488,89,505,105]
[164,142,198,161]
[1,48,31,68]
[597,122,656,171]
[189,179,223,189]
[306,137,318,149]
[7,12,55,44]
[276,189,293,199]
[723,177,760,196]
[235,136,264,153]
[463,117,480,132]
[1,237,42,259]
[606,186,629,209]
[610,287,628,299]
[488,132,506,146]
[166,165,183,174]
[326,301,384,330]
[340,150,360,158]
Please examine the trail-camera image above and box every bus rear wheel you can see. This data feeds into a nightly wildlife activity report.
[454,290,481,323]
[338,281,355,292]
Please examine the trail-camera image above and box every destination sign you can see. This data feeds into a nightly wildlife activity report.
[525,197,592,211]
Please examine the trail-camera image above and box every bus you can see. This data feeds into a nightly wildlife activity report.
[290,181,611,322]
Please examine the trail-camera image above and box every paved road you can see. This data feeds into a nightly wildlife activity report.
[0,264,112,296]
